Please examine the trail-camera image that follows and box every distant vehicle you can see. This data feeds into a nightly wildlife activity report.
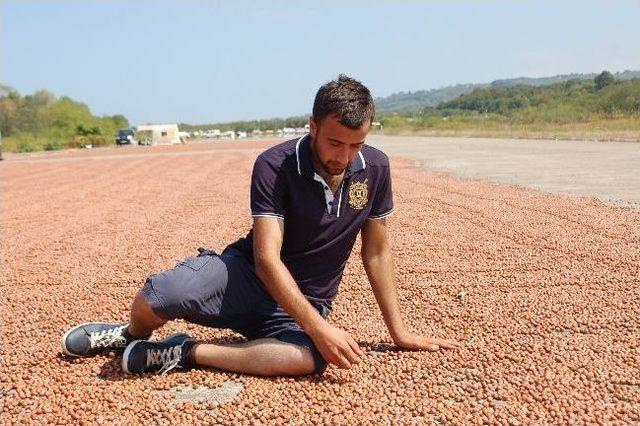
[115,129,137,145]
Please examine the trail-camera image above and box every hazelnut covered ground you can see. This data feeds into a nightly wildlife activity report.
[1,142,637,425]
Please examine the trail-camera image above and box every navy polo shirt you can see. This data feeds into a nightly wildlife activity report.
[228,134,394,302]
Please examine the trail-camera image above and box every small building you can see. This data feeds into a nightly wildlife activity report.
[220,130,235,140]
[136,123,181,145]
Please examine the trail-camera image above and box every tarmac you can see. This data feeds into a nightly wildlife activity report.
[368,135,640,208]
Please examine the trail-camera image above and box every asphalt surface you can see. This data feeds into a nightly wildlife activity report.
[368,135,640,208]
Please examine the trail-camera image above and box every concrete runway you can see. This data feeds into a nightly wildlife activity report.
[368,135,640,208]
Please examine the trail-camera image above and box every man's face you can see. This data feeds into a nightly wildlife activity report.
[309,114,370,176]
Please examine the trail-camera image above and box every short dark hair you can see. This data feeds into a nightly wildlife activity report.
[312,74,375,129]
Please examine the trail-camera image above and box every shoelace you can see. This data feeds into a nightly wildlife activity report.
[89,325,128,349]
[147,345,183,375]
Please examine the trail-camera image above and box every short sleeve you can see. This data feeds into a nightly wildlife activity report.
[250,156,286,219]
[368,165,394,219]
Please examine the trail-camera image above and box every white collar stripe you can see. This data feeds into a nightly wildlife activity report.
[358,151,366,170]
[295,135,305,175]
[336,180,344,218]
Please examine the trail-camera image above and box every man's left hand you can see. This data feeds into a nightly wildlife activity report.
[394,333,462,351]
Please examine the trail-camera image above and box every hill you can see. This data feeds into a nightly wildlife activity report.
[377,73,640,141]
[375,70,640,112]
[434,75,640,119]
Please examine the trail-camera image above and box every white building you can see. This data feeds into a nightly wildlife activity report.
[220,130,236,140]
[136,123,181,145]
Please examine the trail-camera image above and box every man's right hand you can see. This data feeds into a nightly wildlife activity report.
[253,216,364,369]
[310,322,364,369]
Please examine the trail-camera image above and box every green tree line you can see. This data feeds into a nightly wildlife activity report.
[379,73,640,132]
[375,70,640,112]
[0,84,128,152]
[183,72,639,137]
[179,116,308,134]
[2,71,638,153]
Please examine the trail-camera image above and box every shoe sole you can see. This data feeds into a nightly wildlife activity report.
[121,333,189,375]
[60,322,127,357]
[121,339,142,374]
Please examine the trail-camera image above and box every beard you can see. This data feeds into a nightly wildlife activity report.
[321,161,347,176]
[311,136,347,176]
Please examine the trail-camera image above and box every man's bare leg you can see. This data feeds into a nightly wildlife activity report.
[126,292,316,376]
[127,291,167,337]
[193,339,316,376]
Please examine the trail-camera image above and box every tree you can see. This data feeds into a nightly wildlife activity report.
[0,96,19,136]
[0,84,20,99]
[109,114,129,130]
[595,71,614,90]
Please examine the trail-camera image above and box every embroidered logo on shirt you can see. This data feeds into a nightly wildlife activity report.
[348,179,368,210]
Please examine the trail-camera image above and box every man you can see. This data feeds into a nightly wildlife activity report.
[61,75,460,376]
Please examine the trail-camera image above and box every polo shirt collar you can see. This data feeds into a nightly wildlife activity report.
[295,133,366,179]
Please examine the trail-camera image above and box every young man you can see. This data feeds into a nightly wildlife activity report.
[61,75,460,376]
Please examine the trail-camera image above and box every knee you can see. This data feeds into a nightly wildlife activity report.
[268,332,327,376]
[267,347,318,376]
[287,352,317,376]
[131,288,166,325]
[137,275,188,322]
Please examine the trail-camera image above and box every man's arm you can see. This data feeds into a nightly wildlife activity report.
[361,217,461,351]
[253,216,364,368]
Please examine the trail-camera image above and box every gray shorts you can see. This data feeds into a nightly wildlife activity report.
[141,247,331,375]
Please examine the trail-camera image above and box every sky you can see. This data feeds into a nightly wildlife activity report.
[2,0,639,125]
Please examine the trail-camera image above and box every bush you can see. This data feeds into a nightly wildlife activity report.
[0,86,128,152]
[43,141,62,151]
[68,134,112,148]
[595,71,615,90]
[597,80,640,114]
[17,140,36,153]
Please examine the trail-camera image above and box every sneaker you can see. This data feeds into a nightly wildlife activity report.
[61,322,130,357]
[122,333,195,375]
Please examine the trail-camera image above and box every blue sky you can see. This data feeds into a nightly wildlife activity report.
[2,1,639,125]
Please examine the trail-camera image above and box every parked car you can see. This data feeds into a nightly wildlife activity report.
[115,129,137,145]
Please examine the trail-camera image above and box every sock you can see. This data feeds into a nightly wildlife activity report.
[181,341,200,368]
[122,327,151,343]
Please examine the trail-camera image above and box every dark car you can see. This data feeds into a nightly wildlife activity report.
[115,129,137,145]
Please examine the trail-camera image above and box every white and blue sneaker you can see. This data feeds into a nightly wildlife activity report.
[61,322,131,357]
[122,333,196,375]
